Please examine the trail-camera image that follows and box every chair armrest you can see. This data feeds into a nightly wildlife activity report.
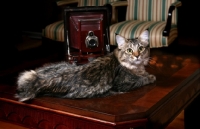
[56,0,78,7]
[106,1,128,24]
[163,1,182,36]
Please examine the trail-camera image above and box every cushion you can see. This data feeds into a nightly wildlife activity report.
[43,20,64,42]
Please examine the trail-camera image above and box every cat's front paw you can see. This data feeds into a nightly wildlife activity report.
[148,74,156,83]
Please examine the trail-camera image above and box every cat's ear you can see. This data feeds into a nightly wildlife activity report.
[139,30,149,46]
[116,34,125,49]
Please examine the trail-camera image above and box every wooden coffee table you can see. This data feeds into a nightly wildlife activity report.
[0,45,199,129]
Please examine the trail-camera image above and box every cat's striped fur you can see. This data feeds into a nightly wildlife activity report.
[15,30,156,102]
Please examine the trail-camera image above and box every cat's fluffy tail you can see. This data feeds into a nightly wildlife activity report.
[15,70,38,102]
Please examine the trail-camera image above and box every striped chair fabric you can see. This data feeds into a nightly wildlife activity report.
[110,0,182,48]
[43,0,120,42]
[78,0,119,6]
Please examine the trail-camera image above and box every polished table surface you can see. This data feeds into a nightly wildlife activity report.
[0,45,200,129]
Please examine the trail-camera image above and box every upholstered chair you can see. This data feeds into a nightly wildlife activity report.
[110,0,182,48]
[42,0,122,43]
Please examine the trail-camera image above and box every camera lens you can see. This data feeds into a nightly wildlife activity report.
[85,31,98,48]
[88,39,97,47]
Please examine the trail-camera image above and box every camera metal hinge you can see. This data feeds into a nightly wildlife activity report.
[66,31,71,56]
[106,28,110,53]
[70,17,79,31]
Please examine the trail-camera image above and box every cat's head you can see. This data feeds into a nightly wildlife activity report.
[115,30,150,69]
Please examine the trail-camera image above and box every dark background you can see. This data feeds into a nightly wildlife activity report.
[1,0,199,63]
[2,0,200,44]
[21,0,199,39]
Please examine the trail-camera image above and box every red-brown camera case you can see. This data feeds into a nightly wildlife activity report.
[64,6,111,64]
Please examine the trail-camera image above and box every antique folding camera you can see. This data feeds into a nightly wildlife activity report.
[64,6,111,64]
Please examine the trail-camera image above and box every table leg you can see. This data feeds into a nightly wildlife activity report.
[184,93,200,129]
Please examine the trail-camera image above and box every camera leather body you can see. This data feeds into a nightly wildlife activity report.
[64,6,111,64]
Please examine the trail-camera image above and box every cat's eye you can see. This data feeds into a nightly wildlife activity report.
[126,48,133,54]
[138,46,145,52]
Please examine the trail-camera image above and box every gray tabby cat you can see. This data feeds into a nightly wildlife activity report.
[15,30,156,102]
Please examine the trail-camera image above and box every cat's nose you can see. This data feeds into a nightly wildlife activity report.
[135,55,139,59]
[133,52,139,58]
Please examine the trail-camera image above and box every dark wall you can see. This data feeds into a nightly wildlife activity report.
[2,1,22,45]
[178,0,200,39]
[21,0,77,33]
[21,0,58,33]
[21,0,44,32]
[1,0,22,68]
